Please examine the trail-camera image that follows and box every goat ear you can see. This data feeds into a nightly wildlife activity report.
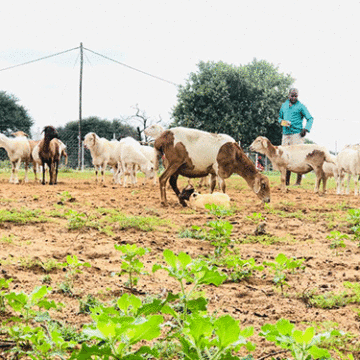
[253,177,261,194]
[261,138,268,149]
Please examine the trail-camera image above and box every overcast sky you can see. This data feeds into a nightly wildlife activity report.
[1,0,359,152]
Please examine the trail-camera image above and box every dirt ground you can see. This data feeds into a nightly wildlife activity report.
[0,171,360,359]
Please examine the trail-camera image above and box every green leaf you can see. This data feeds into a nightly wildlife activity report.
[214,315,240,349]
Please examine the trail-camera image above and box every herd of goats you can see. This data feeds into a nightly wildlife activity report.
[0,124,359,207]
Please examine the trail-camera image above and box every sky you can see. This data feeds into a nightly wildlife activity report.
[1,0,359,153]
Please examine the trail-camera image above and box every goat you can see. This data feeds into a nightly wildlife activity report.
[83,132,121,183]
[11,131,40,181]
[117,137,155,187]
[336,145,360,195]
[38,126,60,185]
[144,124,165,140]
[322,155,344,194]
[179,184,231,209]
[154,127,270,207]
[139,144,158,185]
[0,133,31,184]
[32,139,68,182]
[249,136,335,193]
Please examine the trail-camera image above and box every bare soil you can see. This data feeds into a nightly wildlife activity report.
[0,172,360,359]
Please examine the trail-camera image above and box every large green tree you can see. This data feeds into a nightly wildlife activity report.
[0,91,34,136]
[56,116,138,168]
[172,59,294,148]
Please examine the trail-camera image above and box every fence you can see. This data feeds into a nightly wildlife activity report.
[0,139,272,173]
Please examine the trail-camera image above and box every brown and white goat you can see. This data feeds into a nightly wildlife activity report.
[154,127,271,207]
[38,126,60,185]
[250,136,335,193]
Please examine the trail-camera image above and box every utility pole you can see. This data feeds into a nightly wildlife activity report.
[78,42,83,169]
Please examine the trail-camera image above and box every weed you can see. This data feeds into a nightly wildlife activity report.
[58,255,91,295]
[246,212,265,224]
[0,234,16,244]
[0,208,47,224]
[263,253,305,294]
[114,243,150,289]
[0,278,13,312]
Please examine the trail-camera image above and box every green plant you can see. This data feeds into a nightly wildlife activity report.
[207,219,233,257]
[263,253,305,294]
[5,286,61,325]
[114,243,150,290]
[78,294,102,314]
[327,231,348,254]
[58,190,73,203]
[0,234,16,243]
[72,293,164,359]
[0,278,13,312]
[223,255,264,282]
[301,288,350,309]
[152,250,227,326]
[65,209,89,230]
[58,255,91,295]
[259,318,338,360]
[205,203,234,217]
[179,313,255,359]
[246,212,265,224]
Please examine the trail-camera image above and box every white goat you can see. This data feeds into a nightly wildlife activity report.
[189,192,231,210]
[117,137,155,187]
[250,136,335,193]
[322,155,344,194]
[144,124,164,139]
[0,133,31,183]
[83,132,121,184]
[139,144,158,185]
[336,145,360,195]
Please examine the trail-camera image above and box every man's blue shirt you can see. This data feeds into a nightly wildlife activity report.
[278,99,313,135]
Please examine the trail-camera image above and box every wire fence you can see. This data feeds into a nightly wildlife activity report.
[0,139,272,173]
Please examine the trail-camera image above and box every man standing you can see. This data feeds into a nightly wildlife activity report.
[278,88,314,185]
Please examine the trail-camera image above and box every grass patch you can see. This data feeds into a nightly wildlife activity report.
[240,234,295,245]
[0,208,48,224]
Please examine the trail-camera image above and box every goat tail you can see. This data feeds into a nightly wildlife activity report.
[324,151,336,165]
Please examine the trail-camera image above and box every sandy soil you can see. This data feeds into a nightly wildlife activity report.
[0,172,360,359]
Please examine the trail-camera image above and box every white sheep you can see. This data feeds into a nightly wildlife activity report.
[249,136,335,193]
[0,133,31,184]
[336,145,360,195]
[322,155,344,194]
[189,192,231,209]
[83,132,121,184]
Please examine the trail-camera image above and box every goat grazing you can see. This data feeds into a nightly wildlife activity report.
[154,127,270,207]
[250,136,335,193]
[0,133,31,183]
[38,126,60,185]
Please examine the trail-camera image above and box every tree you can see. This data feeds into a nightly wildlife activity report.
[56,116,138,168]
[126,104,163,143]
[0,91,34,136]
[171,59,294,148]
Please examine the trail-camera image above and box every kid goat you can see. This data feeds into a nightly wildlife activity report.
[250,136,335,193]
[154,127,271,207]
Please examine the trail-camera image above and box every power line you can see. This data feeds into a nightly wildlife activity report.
[84,47,179,87]
[0,46,80,72]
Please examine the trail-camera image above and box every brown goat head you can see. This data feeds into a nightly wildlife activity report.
[42,126,59,141]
